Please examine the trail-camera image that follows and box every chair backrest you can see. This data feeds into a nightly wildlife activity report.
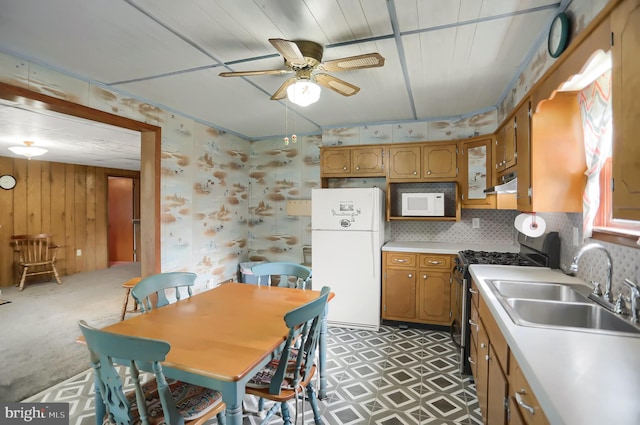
[251,262,312,289]
[78,320,183,425]
[131,272,196,313]
[268,286,330,396]
[11,234,58,263]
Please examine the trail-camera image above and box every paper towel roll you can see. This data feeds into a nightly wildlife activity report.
[514,213,546,238]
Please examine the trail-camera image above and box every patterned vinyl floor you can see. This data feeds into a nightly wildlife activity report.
[24,325,482,425]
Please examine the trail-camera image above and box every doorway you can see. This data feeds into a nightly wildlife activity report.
[108,176,140,265]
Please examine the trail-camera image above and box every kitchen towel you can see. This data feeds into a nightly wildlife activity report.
[514,213,546,238]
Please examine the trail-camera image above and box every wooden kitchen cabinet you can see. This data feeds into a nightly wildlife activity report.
[459,136,495,209]
[388,145,421,180]
[509,351,550,425]
[495,117,516,174]
[320,145,386,180]
[382,252,417,321]
[517,92,585,212]
[470,278,550,425]
[388,142,457,181]
[382,251,453,325]
[422,143,458,178]
[611,0,640,220]
[417,254,452,325]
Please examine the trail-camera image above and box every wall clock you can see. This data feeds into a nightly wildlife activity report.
[0,174,17,190]
[548,12,570,58]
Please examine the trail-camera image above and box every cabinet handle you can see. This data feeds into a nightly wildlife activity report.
[515,392,535,415]
[407,274,413,278]
[413,171,417,175]
[343,166,347,170]
[356,166,360,170]
[467,356,475,365]
[423,274,428,279]
[480,342,486,349]
[428,260,441,265]
[427,171,432,175]
[485,354,490,361]
[468,319,477,327]
[469,288,478,294]
[394,259,407,263]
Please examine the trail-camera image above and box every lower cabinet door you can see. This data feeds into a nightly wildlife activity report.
[487,345,508,425]
[382,268,417,320]
[417,270,450,324]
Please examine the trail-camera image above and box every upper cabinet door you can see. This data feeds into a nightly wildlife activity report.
[505,114,518,170]
[320,148,350,175]
[460,137,495,208]
[423,144,457,178]
[351,147,385,176]
[388,145,421,180]
[612,0,640,220]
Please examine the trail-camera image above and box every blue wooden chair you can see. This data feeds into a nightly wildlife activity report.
[245,286,330,425]
[78,320,226,425]
[131,272,196,313]
[251,262,312,289]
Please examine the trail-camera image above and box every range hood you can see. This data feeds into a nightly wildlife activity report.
[485,172,517,194]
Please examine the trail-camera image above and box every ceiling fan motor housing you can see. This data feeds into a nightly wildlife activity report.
[286,40,323,70]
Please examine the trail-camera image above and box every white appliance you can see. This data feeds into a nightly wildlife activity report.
[401,192,445,216]
[312,187,388,331]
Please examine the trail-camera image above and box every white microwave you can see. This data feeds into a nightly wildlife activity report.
[401,192,445,216]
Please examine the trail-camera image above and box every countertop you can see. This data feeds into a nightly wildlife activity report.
[469,265,640,425]
[382,240,519,254]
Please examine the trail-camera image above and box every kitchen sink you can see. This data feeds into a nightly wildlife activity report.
[487,280,589,302]
[485,280,640,337]
[503,298,640,335]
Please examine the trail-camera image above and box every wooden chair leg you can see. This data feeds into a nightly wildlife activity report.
[52,264,62,285]
[121,287,132,321]
[18,267,27,291]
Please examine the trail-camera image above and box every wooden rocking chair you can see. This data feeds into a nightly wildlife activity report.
[11,234,62,291]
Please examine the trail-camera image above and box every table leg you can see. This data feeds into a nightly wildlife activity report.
[318,305,328,400]
[221,382,244,425]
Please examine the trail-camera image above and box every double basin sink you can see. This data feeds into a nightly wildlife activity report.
[487,280,640,337]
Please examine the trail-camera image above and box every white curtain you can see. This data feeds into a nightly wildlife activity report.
[578,69,612,239]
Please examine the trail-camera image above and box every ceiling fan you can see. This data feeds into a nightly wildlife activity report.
[219,38,385,104]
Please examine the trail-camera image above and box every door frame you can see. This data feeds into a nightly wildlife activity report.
[0,81,161,276]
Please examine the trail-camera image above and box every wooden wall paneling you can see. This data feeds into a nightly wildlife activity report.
[41,161,51,233]
[13,160,28,236]
[95,168,108,270]
[0,156,14,286]
[27,160,42,234]
[74,165,87,274]
[0,82,161,281]
[85,167,97,272]
[50,162,66,276]
[64,164,75,275]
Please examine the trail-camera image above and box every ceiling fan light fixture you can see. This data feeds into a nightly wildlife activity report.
[9,141,47,159]
[287,80,321,107]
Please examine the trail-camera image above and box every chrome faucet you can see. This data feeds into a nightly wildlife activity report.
[623,279,640,323]
[569,243,613,303]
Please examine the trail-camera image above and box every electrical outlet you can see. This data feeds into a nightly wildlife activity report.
[572,227,580,247]
[472,218,480,229]
[76,249,82,257]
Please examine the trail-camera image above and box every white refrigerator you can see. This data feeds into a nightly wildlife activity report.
[311,187,388,331]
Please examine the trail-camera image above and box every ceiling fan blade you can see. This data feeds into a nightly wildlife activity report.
[219,69,292,77]
[319,52,385,72]
[269,38,307,67]
[315,73,360,97]
[270,77,298,100]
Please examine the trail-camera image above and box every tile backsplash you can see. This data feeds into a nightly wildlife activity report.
[391,209,520,243]
[393,209,640,298]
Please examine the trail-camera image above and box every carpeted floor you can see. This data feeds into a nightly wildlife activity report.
[0,263,141,402]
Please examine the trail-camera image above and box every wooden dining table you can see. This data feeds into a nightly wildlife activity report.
[87,282,332,425]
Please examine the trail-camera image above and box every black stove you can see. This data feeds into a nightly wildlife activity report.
[451,231,560,374]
